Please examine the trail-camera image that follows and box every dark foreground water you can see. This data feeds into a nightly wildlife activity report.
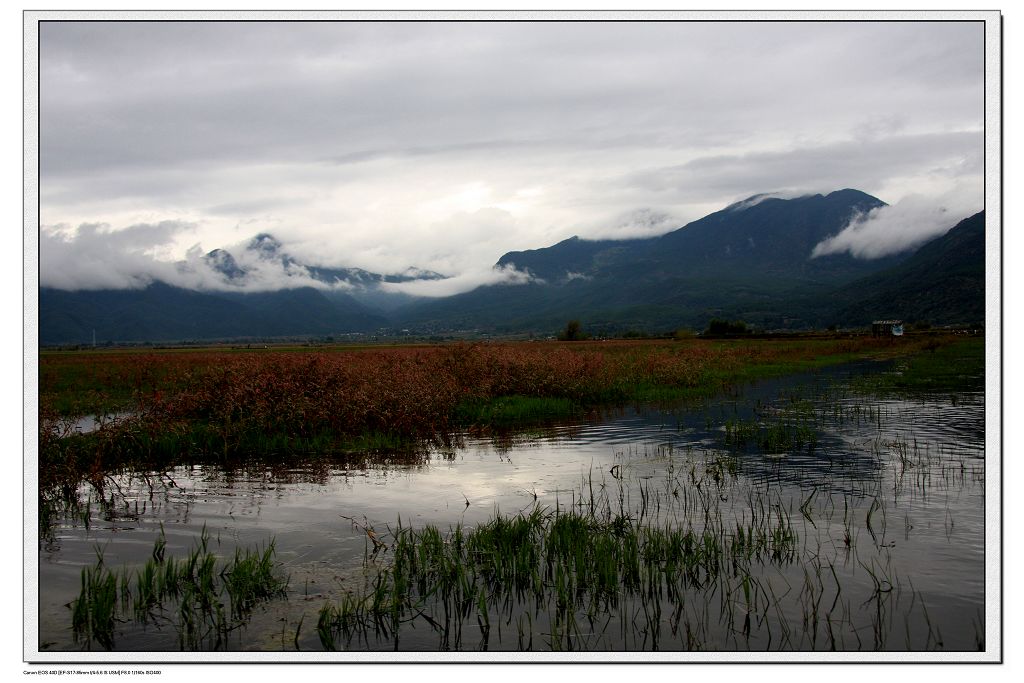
[37,360,986,654]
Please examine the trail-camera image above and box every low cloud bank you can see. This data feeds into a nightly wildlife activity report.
[42,221,195,290]
[40,221,512,297]
[725,190,814,212]
[811,186,982,259]
[379,264,537,298]
[42,222,351,293]
[585,208,682,240]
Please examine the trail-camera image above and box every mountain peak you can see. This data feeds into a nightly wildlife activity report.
[724,189,886,213]
[247,233,284,254]
[203,248,246,280]
[825,188,887,206]
[725,193,783,212]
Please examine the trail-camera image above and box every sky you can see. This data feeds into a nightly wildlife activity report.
[38,20,986,295]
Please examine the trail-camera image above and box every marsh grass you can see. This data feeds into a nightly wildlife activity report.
[454,395,581,425]
[315,459,805,651]
[70,526,287,650]
[722,418,819,453]
[850,337,984,396]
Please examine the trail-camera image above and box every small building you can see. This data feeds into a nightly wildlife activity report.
[871,319,904,337]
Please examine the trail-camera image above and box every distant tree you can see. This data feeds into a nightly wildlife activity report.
[704,319,749,336]
[673,328,696,340]
[558,320,588,341]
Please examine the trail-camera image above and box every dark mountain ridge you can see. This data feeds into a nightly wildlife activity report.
[497,190,891,283]
[826,210,985,326]
[40,283,388,344]
[395,189,919,333]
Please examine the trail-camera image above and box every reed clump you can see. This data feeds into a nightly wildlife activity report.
[315,485,799,650]
[70,527,287,650]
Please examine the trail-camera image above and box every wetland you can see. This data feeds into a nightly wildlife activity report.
[34,336,987,654]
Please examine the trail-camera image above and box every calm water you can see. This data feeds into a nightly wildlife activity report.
[37,361,986,653]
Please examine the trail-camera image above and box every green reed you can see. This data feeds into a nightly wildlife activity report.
[70,526,287,650]
[316,464,800,651]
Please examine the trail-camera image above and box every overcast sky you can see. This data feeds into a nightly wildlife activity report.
[39,20,985,294]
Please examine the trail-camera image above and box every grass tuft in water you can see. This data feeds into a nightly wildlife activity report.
[316,480,799,651]
[69,528,287,650]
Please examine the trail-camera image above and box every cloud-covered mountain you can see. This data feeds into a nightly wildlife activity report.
[200,232,446,291]
[39,232,441,343]
[495,188,895,283]
[394,189,938,333]
[41,223,448,294]
[825,210,985,326]
[195,232,447,311]
[38,190,985,343]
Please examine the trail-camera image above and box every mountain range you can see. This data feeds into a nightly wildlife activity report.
[38,190,986,344]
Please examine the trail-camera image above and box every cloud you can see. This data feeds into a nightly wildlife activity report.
[811,184,983,259]
[853,114,908,142]
[40,221,195,290]
[175,240,346,293]
[41,222,361,293]
[286,203,557,283]
[725,190,813,212]
[585,208,682,240]
[38,21,985,291]
[627,131,983,203]
[379,265,537,298]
